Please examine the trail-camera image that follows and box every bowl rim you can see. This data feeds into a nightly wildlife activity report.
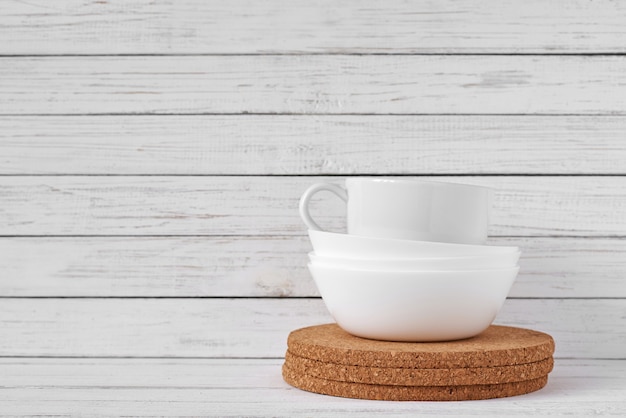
[308,262,520,274]
[308,229,520,253]
[307,250,521,262]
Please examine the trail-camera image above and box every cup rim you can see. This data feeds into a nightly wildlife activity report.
[345,177,493,191]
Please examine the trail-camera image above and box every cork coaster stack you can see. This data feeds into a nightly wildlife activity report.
[282,323,555,401]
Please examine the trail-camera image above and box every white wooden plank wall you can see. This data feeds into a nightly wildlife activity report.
[1,359,622,416]
[1,1,626,416]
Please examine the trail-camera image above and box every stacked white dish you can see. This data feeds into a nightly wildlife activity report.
[299,178,520,342]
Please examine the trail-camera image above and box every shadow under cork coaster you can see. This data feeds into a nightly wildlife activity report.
[284,351,554,386]
[287,323,555,369]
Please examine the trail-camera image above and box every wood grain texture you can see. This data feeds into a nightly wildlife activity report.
[0,298,623,359]
[3,115,626,175]
[3,56,626,115]
[3,0,626,54]
[2,176,625,236]
[0,359,623,416]
[0,237,623,298]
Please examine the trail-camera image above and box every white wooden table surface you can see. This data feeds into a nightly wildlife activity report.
[1,1,625,416]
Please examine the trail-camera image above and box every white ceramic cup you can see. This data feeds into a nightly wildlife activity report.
[299,178,492,244]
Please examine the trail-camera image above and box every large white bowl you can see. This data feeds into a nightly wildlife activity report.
[308,263,519,342]
[309,251,521,271]
[309,229,518,258]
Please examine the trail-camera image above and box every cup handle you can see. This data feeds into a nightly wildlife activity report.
[298,183,348,231]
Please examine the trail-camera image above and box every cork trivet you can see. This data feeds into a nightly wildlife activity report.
[288,324,555,369]
[284,351,553,386]
[282,364,549,401]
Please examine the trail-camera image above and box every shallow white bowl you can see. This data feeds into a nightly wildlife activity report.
[309,229,518,259]
[309,251,521,271]
[308,263,519,342]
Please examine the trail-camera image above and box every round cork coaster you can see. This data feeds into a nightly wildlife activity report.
[284,351,553,386]
[287,323,555,369]
[282,364,549,401]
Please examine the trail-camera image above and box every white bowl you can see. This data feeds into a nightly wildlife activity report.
[309,251,521,271]
[309,229,518,259]
[308,263,519,342]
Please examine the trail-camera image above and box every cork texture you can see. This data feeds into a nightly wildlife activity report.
[284,351,554,386]
[287,323,555,369]
[282,364,549,401]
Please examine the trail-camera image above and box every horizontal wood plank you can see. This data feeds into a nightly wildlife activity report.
[0,298,623,359]
[3,115,626,175]
[1,176,625,236]
[3,0,626,54]
[3,56,626,115]
[0,359,624,417]
[0,237,623,298]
